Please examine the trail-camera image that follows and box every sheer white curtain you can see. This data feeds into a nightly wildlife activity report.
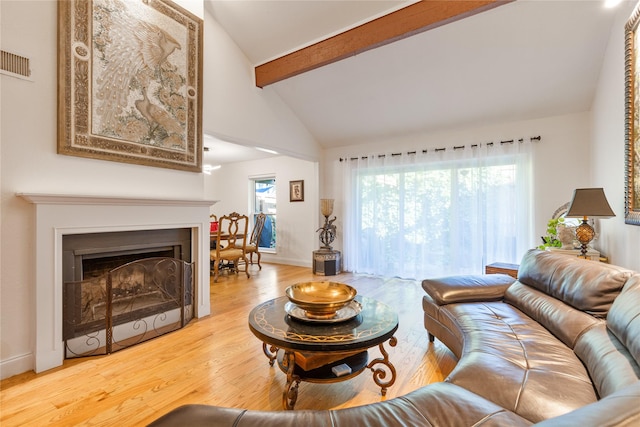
[339,141,532,279]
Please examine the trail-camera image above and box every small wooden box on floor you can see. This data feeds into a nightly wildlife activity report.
[485,262,519,279]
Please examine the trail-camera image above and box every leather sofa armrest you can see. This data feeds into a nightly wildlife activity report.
[421,274,515,305]
[147,405,249,426]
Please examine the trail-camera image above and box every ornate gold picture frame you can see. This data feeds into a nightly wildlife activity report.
[625,3,640,225]
[58,0,203,172]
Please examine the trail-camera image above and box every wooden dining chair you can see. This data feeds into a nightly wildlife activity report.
[209,214,218,249]
[210,212,250,282]
[237,212,267,269]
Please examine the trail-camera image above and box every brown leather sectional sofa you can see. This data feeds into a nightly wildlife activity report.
[149,249,640,426]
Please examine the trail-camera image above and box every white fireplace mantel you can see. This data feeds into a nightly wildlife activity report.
[18,193,216,207]
[18,192,217,373]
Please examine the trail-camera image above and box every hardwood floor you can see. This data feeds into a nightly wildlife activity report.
[0,263,457,426]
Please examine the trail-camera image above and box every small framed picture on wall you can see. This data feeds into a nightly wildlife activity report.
[289,180,304,202]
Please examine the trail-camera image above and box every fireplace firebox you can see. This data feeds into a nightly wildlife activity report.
[62,229,194,358]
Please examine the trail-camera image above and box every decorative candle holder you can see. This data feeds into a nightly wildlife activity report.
[317,199,337,250]
[321,199,334,217]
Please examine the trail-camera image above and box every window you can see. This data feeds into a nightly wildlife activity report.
[341,145,532,279]
[253,178,276,250]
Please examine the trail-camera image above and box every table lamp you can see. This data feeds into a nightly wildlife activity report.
[565,188,615,257]
[318,199,336,250]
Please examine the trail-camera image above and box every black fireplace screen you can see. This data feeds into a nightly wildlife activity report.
[63,257,194,358]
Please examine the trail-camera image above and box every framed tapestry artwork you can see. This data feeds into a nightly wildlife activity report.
[58,0,203,172]
[625,3,640,225]
[290,180,304,202]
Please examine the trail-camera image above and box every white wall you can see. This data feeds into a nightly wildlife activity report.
[202,7,320,162]
[591,1,640,271]
[321,112,592,259]
[205,156,319,267]
[0,0,322,379]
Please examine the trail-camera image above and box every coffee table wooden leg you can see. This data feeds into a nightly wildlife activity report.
[262,342,278,366]
[367,336,397,396]
[282,351,300,410]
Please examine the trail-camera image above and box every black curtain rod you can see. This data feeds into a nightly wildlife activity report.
[339,135,542,162]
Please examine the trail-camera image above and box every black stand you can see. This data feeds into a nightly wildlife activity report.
[313,249,341,275]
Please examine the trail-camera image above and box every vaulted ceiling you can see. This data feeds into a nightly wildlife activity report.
[204,0,619,158]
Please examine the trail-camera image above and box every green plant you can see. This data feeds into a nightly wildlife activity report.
[538,217,565,250]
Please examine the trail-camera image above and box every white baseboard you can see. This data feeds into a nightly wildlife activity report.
[261,254,312,268]
[0,351,33,380]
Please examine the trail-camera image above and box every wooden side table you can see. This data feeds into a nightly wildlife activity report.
[485,262,519,279]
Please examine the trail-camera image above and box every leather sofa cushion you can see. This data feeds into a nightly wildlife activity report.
[606,274,640,368]
[505,281,600,349]
[148,382,533,427]
[517,249,633,318]
[574,323,640,398]
[442,301,597,423]
[421,274,514,305]
[330,382,532,427]
[533,382,640,427]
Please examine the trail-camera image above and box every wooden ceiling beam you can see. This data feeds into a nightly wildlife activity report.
[255,0,513,88]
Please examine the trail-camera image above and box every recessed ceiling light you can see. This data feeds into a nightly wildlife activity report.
[255,147,279,155]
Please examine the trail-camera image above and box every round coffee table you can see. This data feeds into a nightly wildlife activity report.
[248,295,398,409]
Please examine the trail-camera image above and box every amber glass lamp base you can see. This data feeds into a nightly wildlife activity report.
[575,219,595,258]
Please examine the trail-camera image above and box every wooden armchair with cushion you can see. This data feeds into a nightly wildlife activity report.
[237,213,267,270]
[210,212,250,282]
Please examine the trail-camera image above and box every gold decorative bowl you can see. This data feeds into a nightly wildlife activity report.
[285,281,357,319]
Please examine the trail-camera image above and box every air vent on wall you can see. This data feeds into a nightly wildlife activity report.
[1,50,32,80]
